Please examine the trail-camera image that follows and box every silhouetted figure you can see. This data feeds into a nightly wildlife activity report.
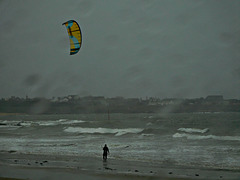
[103,144,109,160]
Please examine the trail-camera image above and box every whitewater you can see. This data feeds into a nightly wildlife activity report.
[0,112,240,171]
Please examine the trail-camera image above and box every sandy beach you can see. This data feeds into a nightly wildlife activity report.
[1,152,240,180]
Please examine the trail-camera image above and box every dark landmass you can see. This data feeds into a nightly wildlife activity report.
[0,95,239,114]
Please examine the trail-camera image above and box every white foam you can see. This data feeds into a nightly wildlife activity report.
[0,120,21,126]
[64,127,143,136]
[58,119,68,122]
[173,133,240,141]
[0,119,85,127]
[146,122,153,126]
[60,120,85,125]
[0,126,20,129]
[37,119,85,126]
[178,128,209,134]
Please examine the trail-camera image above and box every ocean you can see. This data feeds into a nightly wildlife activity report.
[1,112,240,171]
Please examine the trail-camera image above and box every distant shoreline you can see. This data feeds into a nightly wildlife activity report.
[0,113,27,116]
[1,95,239,114]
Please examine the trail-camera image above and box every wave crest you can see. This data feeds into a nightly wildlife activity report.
[178,128,209,134]
[64,127,143,136]
[173,133,240,141]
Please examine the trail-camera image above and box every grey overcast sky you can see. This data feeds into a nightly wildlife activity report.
[0,0,240,99]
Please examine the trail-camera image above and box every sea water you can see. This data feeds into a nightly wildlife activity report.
[0,113,240,170]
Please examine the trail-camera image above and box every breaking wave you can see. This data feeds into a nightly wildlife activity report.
[178,128,209,134]
[64,127,143,136]
[0,119,85,127]
[173,133,240,141]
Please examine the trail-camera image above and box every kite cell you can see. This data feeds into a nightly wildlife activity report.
[62,20,82,55]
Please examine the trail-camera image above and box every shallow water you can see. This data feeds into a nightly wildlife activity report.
[0,112,240,170]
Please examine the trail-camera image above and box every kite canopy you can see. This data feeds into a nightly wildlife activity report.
[62,20,82,55]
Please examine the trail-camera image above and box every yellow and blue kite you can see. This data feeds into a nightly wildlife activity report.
[62,20,82,55]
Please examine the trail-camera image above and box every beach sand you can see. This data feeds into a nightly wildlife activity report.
[1,152,240,180]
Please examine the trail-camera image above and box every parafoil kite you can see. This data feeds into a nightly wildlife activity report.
[62,20,82,55]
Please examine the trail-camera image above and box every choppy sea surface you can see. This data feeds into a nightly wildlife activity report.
[1,113,240,170]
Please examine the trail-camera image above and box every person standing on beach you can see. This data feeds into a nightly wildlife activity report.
[103,144,109,160]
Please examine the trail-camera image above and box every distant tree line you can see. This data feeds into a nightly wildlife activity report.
[0,95,239,114]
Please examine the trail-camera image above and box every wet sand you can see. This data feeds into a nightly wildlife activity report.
[0,152,240,180]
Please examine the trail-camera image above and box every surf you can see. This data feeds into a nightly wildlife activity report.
[64,127,143,136]
[178,128,209,134]
[173,133,240,141]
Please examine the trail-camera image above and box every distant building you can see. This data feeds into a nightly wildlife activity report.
[205,95,223,103]
[205,95,223,100]
[107,97,125,103]
[159,98,180,106]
